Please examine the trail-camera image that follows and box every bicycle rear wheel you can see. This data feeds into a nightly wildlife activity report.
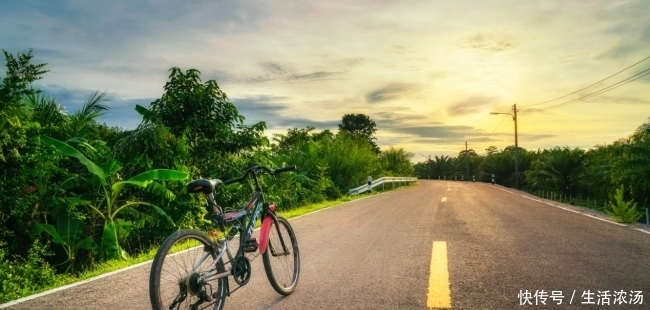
[149,229,227,310]
[262,216,300,295]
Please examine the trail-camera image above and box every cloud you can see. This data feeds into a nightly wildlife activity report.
[211,62,341,84]
[373,111,442,130]
[365,83,415,103]
[521,134,557,142]
[275,118,340,130]
[232,95,289,124]
[600,24,650,59]
[412,136,500,144]
[447,96,499,116]
[97,99,151,130]
[391,125,478,139]
[231,96,339,131]
[584,95,649,105]
[458,32,518,52]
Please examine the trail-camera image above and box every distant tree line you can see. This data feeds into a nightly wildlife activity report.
[414,118,650,221]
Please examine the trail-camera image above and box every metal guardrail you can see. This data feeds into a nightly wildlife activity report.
[349,176,417,196]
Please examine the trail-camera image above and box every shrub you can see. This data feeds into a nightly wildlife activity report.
[606,185,642,223]
[0,241,60,303]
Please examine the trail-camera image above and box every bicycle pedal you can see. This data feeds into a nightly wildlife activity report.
[244,238,258,252]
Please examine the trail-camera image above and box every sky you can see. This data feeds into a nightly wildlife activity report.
[2,0,649,162]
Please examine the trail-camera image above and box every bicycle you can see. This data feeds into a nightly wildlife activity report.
[149,165,300,310]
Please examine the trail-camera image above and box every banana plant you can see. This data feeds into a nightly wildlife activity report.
[41,136,189,260]
[35,207,95,273]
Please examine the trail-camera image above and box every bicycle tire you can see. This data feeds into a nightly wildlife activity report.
[149,229,227,310]
[262,216,300,295]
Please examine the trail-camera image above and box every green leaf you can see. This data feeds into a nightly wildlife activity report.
[67,195,91,207]
[41,136,106,185]
[103,159,122,176]
[145,181,176,200]
[112,201,173,224]
[35,223,65,245]
[75,236,96,251]
[101,221,122,260]
[111,169,188,194]
[56,211,83,247]
[59,176,82,190]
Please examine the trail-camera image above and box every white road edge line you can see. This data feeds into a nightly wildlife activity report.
[0,188,402,308]
[491,186,628,227]
[634,228,650,235]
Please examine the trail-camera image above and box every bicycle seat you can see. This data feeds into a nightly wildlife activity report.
[186,179,223,194]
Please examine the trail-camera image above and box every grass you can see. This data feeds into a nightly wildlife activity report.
[2,182,417,304]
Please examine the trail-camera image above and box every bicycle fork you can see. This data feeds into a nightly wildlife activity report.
[259,207,291,257]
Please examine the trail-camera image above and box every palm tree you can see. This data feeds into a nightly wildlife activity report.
[432,155,452,178]
[611,118,650,206]
[380,146,414,176]
[65,90,109,139]
[527,146,586,196]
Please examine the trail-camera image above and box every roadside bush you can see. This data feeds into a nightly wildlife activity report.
[0,241,60,303]
[606,185,642,223]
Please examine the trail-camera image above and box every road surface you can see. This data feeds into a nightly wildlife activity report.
[4,180,650,309]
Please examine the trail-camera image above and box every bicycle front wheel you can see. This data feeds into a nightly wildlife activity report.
[262,216,300,295]
[149,229,227,310]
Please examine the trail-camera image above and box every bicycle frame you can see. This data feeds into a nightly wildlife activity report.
[197,180,287,285]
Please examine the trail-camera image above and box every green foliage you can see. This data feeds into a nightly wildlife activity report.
[338,113,379,154]
[145,67,267,167]
[0,241,58,303]
[610,118,650,206]
[35,209,96,273]
[0,49,58,259]
[42,136,188,260]
[525,146,586,195]
[380,146,414,176]
[325,132,383,191]
[0,49,48,132]
[606,185,642,223]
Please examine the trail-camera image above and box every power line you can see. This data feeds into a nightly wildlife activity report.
[519,55,650,107]
[523,68,650,111]
[488,115,509,136]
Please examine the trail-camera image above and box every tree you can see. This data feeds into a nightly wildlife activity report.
[610,118,650,207]
[142,67,267,169]
[380,146,414,176]
[525,146,586,196]
[0,49,52,257]
[338,113,379,154]
[325,132,383,191]
[432,155,453,178]
[485,146,498,155]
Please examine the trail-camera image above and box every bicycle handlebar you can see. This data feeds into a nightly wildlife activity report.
[223,165,296,185]
[274,165,297,174]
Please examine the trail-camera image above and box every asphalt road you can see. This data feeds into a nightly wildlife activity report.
[4,181,650,309]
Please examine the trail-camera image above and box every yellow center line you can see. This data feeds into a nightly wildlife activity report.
[427,241,451,309]
[441,197,447,202]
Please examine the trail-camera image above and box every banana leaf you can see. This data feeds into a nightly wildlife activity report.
[41,136,106,185]
[111,169,188,195]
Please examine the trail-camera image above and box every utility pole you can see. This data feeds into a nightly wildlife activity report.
[465,141,469,182]
[490,104,520,189]
[429,155,431,178]
[513,104,519,190]
[419,154,431,179]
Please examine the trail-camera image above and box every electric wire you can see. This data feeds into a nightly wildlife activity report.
[488,115,509,136]
[519,55,650,107]
[523,68,650,111]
